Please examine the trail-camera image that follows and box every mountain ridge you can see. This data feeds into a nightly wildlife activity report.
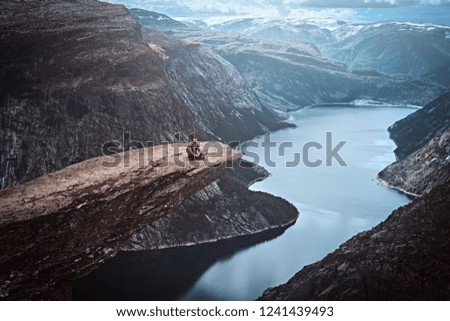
[130,9,445,110]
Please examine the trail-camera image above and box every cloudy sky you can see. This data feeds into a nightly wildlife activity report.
[107,0,450,25]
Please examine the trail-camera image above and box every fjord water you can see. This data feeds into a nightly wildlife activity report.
[181,106,414,300]
[73,106,415,300]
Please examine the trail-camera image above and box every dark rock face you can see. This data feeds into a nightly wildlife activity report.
[0,142,239,299]
[259,181,450,301]
[0,0,196,188]
[379,128,450,196]
[122,159,299,250]
[0,0,285,189]
[378,90,450,196]
[141,29,288,142]
[388,90,450,160]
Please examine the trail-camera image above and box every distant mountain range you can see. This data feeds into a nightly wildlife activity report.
[188,17,450,87]
[129,8,187,31]
[322,22,450,86]
[131,10,446,111]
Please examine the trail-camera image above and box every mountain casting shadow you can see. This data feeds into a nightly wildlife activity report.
[72,225,291,300]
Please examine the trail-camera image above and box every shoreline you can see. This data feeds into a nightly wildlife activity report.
[123,159,299,252]
[282,100,422,112]
[125,217,298,251]
[377,177,421,198]
[305,100,422,109]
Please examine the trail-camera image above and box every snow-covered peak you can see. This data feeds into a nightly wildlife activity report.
[366,21,450,31]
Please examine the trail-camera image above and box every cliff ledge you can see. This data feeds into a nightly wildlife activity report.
[0,142,240,299]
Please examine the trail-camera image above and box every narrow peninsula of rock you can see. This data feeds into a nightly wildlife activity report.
[0,142,239,299]
[122,159,299,250]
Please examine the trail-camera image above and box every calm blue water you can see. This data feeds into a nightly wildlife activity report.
[181,106,415,300]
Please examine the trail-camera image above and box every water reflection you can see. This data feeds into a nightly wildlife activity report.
[72,226,291,300]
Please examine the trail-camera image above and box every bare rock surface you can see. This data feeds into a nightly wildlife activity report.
[0,0,286,189]
[0,142,240,299]
[379,90,450,196]
[122,159,299,250]
[379,128,450,197]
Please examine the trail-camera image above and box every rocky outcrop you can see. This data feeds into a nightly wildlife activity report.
[0,0,286,189]
[122,159,299,250]
[379,128,450,196]
[378,90,450,196]
[388,90,450,160]
[141,29,291,142]
[0,0,197,188]
[259,180,450,300]
[0,142,240,299]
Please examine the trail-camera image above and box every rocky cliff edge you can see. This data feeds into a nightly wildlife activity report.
[0,142,240,299]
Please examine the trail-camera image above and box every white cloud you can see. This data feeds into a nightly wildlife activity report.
[297,0,450,8]
[107,0,450,19]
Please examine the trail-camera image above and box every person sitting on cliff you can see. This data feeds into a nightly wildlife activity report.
[186,136,205,161]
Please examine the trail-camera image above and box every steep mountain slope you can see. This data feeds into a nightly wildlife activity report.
[379,128,450,197]
[122,159,298,250]
[0,0,299,299]
[0,0,195,188]
[388,90,450,160]
[378,90,450,196]
[260,180,450,300]
[167,28,442,111]
[198,17,450,87]
[142,29,288,142]
[129,11,444,111]
[0,0,285,189]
